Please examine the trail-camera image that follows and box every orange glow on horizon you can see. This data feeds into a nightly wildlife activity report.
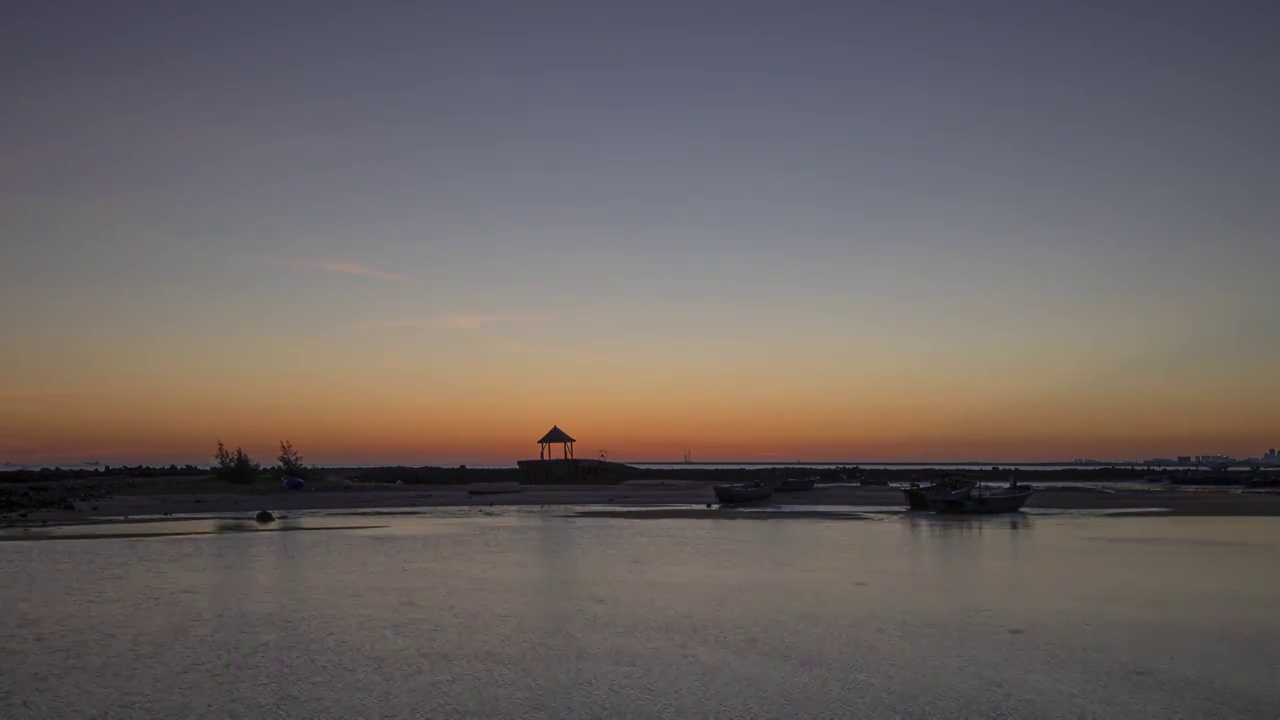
[5,389,1277,466]
[4,325,1277,466]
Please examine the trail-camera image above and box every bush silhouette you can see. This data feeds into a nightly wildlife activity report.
[214,441,259,484]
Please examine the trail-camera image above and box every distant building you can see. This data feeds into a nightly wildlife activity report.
[1177,456,1192,465]
[1193,454,1231,465]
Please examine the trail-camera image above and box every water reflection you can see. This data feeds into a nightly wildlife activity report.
[1,513,1278,719]
[905,512,1032,536]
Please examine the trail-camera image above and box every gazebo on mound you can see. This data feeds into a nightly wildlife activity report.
[517,426,638,484]
[537,425,575,460]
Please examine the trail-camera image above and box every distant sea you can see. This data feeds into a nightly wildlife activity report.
[629,462,1123,471]
[4,461,1263,473]
[2,461,1131,472]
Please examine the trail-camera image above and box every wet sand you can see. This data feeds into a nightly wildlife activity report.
[0,524,390,542]
[574,508,877,520]
[4,478,1280,528]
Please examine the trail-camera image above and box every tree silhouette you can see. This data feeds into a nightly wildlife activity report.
[276,440,307,478]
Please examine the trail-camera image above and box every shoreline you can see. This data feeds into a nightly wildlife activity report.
[5,478,1280,529]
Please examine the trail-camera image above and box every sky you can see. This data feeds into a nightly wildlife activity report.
[2,1,1278,466]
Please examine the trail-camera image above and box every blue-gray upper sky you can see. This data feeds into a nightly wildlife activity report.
[2,1,1278,463]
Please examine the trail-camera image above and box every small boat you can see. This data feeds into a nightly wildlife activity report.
[714,481,774,504]
[930,484,1035,514]
[775,477,817,492]
[903,477,974,510]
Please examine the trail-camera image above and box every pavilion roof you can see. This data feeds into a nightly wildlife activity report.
[537,426,576,444]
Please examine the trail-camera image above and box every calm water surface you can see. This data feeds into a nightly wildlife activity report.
[2,511,1278,719]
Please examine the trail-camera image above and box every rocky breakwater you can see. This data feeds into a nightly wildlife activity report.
[0,478,116,517]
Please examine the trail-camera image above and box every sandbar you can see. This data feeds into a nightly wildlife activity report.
[4,474,1280,530]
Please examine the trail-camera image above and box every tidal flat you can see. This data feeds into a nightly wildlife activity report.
[2,509,1278,718]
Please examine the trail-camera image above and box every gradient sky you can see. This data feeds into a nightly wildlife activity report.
[3,1,1278,465]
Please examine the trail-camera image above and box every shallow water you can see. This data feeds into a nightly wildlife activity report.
[2,511,1278,719]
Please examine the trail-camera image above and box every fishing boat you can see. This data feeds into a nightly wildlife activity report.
[775,477,817,492]
[714,481,774,504]
[930,484,1034,514]
[903,477,974,510]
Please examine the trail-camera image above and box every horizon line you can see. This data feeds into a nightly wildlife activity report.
[6,458,1266,470]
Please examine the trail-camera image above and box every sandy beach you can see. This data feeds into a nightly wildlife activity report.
[4,474,1280,528]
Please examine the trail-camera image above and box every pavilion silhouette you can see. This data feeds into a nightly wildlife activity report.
[518,425,632,484]
[537,425,575,460]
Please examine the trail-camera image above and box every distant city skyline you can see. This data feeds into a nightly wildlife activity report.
[3,1,1278,465]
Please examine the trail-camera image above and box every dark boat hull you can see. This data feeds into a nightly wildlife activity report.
[776,477,817,492]
[714,484,774,504]
[903,488,930,510]
[931,486,1034,514]
[904,484,973,510]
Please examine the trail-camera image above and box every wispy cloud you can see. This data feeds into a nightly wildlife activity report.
[270,257,414,284]
[362,314,525,330]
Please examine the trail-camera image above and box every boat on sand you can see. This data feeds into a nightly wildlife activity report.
[930,484,1035,514]
[714,481,774,504]
[903,477,975,510]
[775,477,817,492]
